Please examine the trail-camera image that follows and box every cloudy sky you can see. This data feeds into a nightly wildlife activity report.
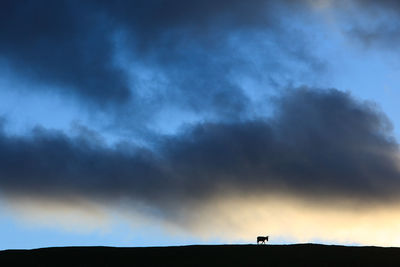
[2,0,400,249]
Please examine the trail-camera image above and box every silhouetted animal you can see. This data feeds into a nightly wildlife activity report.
[257,236,269,244]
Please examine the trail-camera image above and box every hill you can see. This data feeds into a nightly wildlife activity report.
[1,243,400,266]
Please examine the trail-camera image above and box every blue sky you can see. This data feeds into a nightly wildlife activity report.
[2,0,400,249]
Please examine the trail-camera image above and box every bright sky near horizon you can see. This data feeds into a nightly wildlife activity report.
[2,0,400,249]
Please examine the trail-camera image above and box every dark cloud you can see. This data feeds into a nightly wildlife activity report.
[0,88,399,218]
[2,1,400,219]
[0,0,130,105]
[102,0,320,122]
[0,0,321,122]
[163,88,400,201]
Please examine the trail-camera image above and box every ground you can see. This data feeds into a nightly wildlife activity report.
[1,244,400,266]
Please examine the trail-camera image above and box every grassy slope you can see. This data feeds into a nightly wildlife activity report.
[1,244,400,266]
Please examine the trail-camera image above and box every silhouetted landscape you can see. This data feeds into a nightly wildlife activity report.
[4,0,400,258]
[1,243,400,266]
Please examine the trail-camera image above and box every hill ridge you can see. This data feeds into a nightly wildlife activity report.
[1,243,400,266]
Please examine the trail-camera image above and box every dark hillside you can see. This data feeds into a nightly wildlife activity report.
[1,244,400,266]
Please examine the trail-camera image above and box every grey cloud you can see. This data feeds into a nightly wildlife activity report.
[0,88,399,219]
[0,0,130,105]
[0,0,322,123]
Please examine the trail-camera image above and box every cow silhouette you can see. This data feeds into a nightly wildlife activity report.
[257,236,269,244]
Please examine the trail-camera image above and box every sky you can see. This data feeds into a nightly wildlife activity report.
[2,0,400,249]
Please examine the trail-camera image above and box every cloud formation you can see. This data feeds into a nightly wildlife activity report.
[1,88,399,219]
[0,0,320,123]
[2,0,400,245]
[315,0,400,51]
[2,0,399,114]
[0,1,130,105]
